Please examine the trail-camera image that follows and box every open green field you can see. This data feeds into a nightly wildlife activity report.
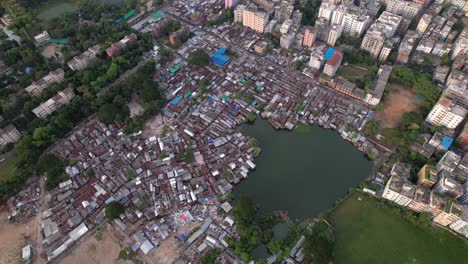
[35,0,78,20]
[332,193,468,264]
[0,155,17,183]
[336,64,368,82]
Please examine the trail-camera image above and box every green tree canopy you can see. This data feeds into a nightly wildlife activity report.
[105,201,125,220]
[188,49,210,67]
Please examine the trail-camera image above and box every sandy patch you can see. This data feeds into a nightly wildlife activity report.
[0,211,35,264]
[148,221,198,264]
[142,114,174,138]
[61,225,130,264]
[375,84,418,128]
[41,44,64,63]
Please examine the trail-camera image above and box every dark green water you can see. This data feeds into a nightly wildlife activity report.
[235,119,372,219]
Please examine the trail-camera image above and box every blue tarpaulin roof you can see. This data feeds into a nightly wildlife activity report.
[440,136,454,149]
[208,97,215,103]
[226,113,233,119]
[211,48,230,66]
[324,48,336,61]
[171,96,182,105]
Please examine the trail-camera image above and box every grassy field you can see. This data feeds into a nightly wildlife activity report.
[35,0,78,20]
[0,155,17,183]
[332,193,468,264]
[336,65,368,82]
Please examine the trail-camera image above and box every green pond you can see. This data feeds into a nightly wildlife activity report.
[234,119,372,219]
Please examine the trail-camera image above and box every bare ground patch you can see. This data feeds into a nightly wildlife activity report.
[375,84,419,128]
[0,211,35,264]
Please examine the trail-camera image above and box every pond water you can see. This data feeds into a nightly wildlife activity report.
[234,119,372,219]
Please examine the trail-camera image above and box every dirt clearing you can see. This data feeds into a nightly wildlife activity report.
[0,210,35,264]
[61,225,130,264]
[375,84,419,128]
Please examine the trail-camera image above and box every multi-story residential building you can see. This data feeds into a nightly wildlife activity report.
[417,164,439,188]
[391,162,411,179]
[25,68,65,97]
[453,155,468,183]
[254,41,268,54]
[280,32,296,49]
[326,25,342,46]
[436,151,462,173]
[416,14,432,35]
[264,19,278,33]
[432,42,452,57]
[396,30,419,63]
[106,33,138,57]
[331,4,347,25]
[450,0,467,9]
[433,200,464,226]
[416,37,435,54]
[32,88,75,119]
[0,125,21,147]
[434,175,464,199]
[365,65,392,105]
[414,0,432,7]
[242,5,269,33]
[67,45,101,71]
[292,10,303,25]
[341,11,371,37]
[361,11,402,58]
[318,2,336,22]
[234,4,246,22]
[323,49,343,77]
[225,0,238,9]
[385,0,422,20]
[408,187,432,212]
[449,207,468,238]
[451,28,468,59]
[456,124,468,151]
[443,84,468,110]
[460,182,468,205]
[426,96,467,129]
[280,19,293,34]
[382,175,416,207]
[334,76,365,100]
[446,70,468,92]
[433,65,450,84]
[302,26,317,47]
[309,50,324,70]
[34,30,51,47]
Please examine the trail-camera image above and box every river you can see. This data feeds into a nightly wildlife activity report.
[234,119,372,219]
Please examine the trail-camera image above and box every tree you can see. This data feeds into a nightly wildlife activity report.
[247,112,256,123]
[105,201,125,220]
[233,195,257,227]
[199,249,221,264]
[188,49,210,66]
[32,127,56,148]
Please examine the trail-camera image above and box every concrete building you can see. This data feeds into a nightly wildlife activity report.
[225,0,238,9]
[242,5,269,33]
[382,175,416,207]
[280,32,296,49]
[309,50,324,70]
[331,5,347,25]
[254,41,268,54]
[449,207,468,238]
[318,2,337,22]
[456,124,468,151]
[326,25,342,46]
[67,45,101,71]
[408,187,432,213]
[460,181,468,205]
[396,30,418,63]
[417,164,439,188]
[433,65,450,84]
[434,176,464,199]
[106,33,138,57]
[234,4,246,22]
[365,65,392,106]
[323,49,343,77]
[436,151,462,173]
[446,71,468,94]
[34,30,51,47]
[341,12,371,37]
[361,12,402,58]
[32,88,75,119]
[433,200,464,226]
[280,19,293,34]
[0,125,21,147]
[25,68,65,97]
[451,28,468,59]
[416,14,432,35]
[302,26,317,47]
[426,96,467,129]
[385,0,422,19]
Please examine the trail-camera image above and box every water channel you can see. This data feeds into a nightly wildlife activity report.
[234,119,372,219]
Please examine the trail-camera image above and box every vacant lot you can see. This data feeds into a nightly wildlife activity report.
[337,64,368,82]
[61,225,131,264]
[332,193,468,264]
[375,84,419,128]
[0,211,35,264]
[0,155,17,183]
